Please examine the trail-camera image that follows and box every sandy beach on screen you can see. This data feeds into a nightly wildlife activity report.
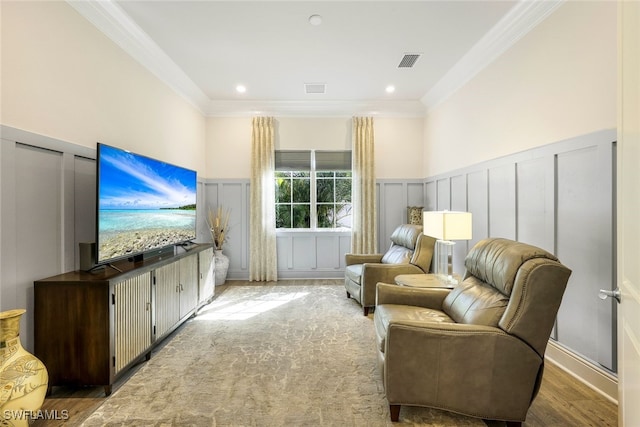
[99,228,194,261]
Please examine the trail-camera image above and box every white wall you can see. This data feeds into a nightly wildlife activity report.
[206,116,424,179]
[423,1,617,177]
[277,117,352,151]
[421,1,618,397]
[0,1,206,174]
[205,117,252,178]
[375,118,425,179]
[1,1,206,351]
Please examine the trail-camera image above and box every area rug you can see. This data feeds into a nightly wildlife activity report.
[82,281,484,426]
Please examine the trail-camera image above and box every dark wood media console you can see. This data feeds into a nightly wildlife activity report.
[34,243,215,396]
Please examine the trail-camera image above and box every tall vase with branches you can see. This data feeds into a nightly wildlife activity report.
[208,206,231,285]
[208,206,231,250]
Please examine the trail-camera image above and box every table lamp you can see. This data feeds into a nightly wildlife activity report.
[423,211,473,284]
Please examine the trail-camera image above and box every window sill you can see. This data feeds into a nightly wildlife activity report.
[276,228,351,235]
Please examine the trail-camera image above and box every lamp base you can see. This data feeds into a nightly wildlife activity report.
[434,239,455,281]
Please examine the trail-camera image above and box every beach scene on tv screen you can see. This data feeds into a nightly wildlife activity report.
[98,145,197,262]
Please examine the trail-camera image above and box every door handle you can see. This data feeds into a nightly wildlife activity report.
[598,288,621,303]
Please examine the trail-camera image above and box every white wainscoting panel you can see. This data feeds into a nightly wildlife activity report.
[436,178,450,210]
[380,182,406,243]
[196,181,209,244]
[202,180,250,280]
[204,179,427,279]
[555,143,615,370]
[424,181,436,211]
[466,169,489,248]
[74,156,96,271]
[488,163,517,240]
[450,174,467,211]
[407,182,424,208]
[317,235,342,270]
[2,129,97,351]
[516,156,554,252]
[377,180,427,254]
[425,129,616,375]
[338,235,351,269]
[292,235,315,270]
[16,144,63,351]
[275,231,351,279]
[3,141,60,351]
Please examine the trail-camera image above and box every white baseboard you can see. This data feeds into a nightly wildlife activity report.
[545,340,618,404]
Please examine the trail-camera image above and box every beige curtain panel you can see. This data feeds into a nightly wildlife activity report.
[249,117,278,281]
[351,116,377,254]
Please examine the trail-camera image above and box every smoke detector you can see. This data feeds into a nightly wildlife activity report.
[309,14,322,26]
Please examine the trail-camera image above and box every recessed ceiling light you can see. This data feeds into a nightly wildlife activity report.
[309,14,322,26]
[236,85,247,93]
[386,85,396,94]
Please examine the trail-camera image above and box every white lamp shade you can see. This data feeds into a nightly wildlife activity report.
[423,211,472,240]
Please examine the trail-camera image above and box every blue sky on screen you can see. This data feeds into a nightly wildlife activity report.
[99,144,196,210]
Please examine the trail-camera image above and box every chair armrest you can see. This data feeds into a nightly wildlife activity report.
[376,282,450,309]
[361,263,424,285]
[383,321,542,419]
[359,264,425,307]
[345,253,383,266]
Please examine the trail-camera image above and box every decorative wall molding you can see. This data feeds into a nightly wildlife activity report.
[421,0,565,111]
[1,125,620,405]
[1,125,96,159]
[66,0,210,114]
[67,0,563,117]
[201,179,426,280]
[425,129,617,376]
[207,99,427,118]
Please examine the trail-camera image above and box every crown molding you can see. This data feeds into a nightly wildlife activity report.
[66,0,211,114]
[68,0,563,118]
[206,100,427,118]
[421,0,565,112]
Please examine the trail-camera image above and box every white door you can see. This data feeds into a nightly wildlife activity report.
[616,2,640,425]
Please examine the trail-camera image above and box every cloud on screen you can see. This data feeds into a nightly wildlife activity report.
[100,147,195,209]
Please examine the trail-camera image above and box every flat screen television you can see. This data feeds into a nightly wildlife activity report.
[96,143,197,265]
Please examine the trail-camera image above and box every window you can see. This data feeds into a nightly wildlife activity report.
[275,150,352,229]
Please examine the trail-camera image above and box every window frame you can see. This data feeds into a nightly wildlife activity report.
[275,150,352,230]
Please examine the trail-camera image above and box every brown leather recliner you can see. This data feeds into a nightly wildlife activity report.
[374,238,572,425]
[345,224,436,316]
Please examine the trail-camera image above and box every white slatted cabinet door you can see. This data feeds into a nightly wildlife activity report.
[113,272,152,374]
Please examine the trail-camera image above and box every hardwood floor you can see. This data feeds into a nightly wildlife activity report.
[31,283,617,426]
[525,362,617,426]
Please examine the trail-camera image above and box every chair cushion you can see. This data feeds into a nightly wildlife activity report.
[374,304,455,353]
[345,264,363,285]
[464,238,558,296]
[442,276,509,327]
[381,245,412,264]
[389,224,423,250]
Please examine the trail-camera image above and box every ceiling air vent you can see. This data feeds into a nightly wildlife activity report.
[398,53,421,68]
[304,83,326,94]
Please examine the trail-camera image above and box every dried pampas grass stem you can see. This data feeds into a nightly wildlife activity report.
[207,206,231,250]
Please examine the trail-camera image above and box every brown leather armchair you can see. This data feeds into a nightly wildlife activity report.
[345,224,436,316]
[374,238,572,425]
